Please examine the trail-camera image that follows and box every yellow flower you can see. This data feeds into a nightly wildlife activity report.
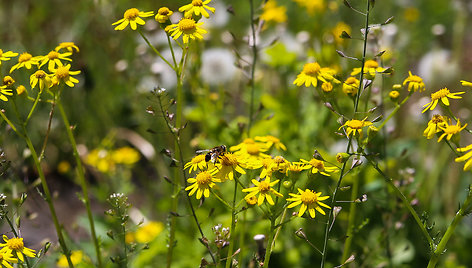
[233,142,270,169]
[55,42,80,53]
[16,85,26,96]
[3,76,15,87]
[179,0,215,19]
[215,152,246,181]
[255,135,286,151]
[287,188,330,218]
[292,0,325,15]
[165,18,207,44]
[135,221,164,243]
[155,7,173,23]
[30,70,52,91]
[0,236,36,262]
[321,82,333,92]
[112,147,140,165]
[57,250,84,268]
[0,85,13,102]
[0,49,18,65]
[293,62,339,88]
[185,154,208,173]
[422,87,465,113]
[342,77,359,96]
[270,156,290,174]
[185,169,220,199]
[403,71,425,92]
[423,114,447,139]
[86,149,114,173]
[339,119,373,138]
[9,52,39,73]
[260,0,287,24]
[230,138,256,152]
[52,64,80,87]
[288,162,305,173]
[350,60,387,79]
[245,195,258,206]
[242,178,283,206]
[112,8,154,31]
[332,21,351,44]
[455,144,472,171]
[460,80,472,87]
[389,90,400,100]
[437,119,467,142]
[0,249,18,268]
[38,50,72,72]
[299,158,338,176]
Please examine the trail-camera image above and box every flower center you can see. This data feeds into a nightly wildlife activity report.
[309,159,324,170]
[364,60,379,69]
[124,8,140,20]
[178,18,197,32]
[273,156,285,164]
[19,52,32,63]
[431,88,449,100]
[444,124,461,134]
[431,114,444,124]
[345,77,358,85]
[158,7,171,15]
[261,158,273,168]
[408,75,422,83]
[47,51,59,60]
[220,153,238,166]
[303,63,321,76]
[7,237,24,251]
[35,70,47,79]
[196,172,212,185]
[347,120,364,129]
[258,180,271,193]
[192,0,203,6]
[300,190,317,204]
[246,144,260,155]
[192,154,206,164]
[55,66,69,79]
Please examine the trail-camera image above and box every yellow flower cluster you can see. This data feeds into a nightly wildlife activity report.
[0,235,36,268]
[85,146,141,173]
[184,136,335,218]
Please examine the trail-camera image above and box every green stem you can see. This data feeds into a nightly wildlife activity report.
[427,186,472,268]
[225,180,238,268]
[377,92,413,130]
[247,0,258,137]
[341,171,359,262]
[262,218,276,268]
[24,91,42,126]
[57,101,102,267]
[138,30,175,71]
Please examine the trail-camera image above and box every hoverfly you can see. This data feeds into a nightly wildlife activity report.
[196,145,227,163]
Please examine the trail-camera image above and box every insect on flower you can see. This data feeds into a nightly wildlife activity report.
[196,145,227,163]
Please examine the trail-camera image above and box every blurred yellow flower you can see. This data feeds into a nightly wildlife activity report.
[350,60,387,80]
[112,8,154,31]
[57,250,84,268]
[52,64,80,87]
[293,62,339,88]
[456,144,472,171]
[422,87,464,113]
[403,71,425,92]
[242,178,283,206]
[287,188,330,218]
[321,82,333,92]
[0,249,17,268]
[260,0,287,24]
[16,85,26,95]
[230,138,256,152]
[155,7,173,23]
[255,135,286,151]
[0,49,18,65]
[292,0,325,15]
[342,77,359,96]
[55,42,80,53]
[0,85,13,102]
[215,152,246,181]
[30,70,52,92]
[404,7,420,23]
[112,147,140,165]
[185,169,220,199]
[10,52,39,73]
[185,154,207,173]
[165,18,207,44]
[86,149,114,173]
[339,119,373,138]
[299,158,338,176]
[423,114,447,139]
[0,235,36,262]
[332,22,351,44]
[460,80,472,87]
[437,119,467,142]
[3,76,15,87]
[179,0,215,19]
[135,221,164,243]
[57,160,71,174]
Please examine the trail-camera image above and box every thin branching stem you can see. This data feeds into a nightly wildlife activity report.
[247,0,258,137]
[225,180,238,268]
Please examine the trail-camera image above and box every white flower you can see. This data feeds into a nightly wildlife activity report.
[200,48,237,85]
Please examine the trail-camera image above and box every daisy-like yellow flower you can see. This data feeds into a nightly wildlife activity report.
[135,221,164,243]
[55,42,80,53]
[155,7,173,23]
[422,87,465,113]
[288,162,305,173]
[403,71,425,92]
[233,142,270,169]
[339,119,373,138]
[350,60,387,80]
[112,8,154,31]
[3,76,15,87]
[389,90,400,100]
[455,144,472,171]
[321,82,333,92]
[185,154,207,173]
[185,169,220,199]
[342,77,359,96]
[179,0,215,19]
[423,114,448,139]
[332,21,351,45]
[286,188,330,218]
[9,52,39,73]
[230,138,256,152]
[292,0,325,15]
[57,250,85,268]
[260,158,275,178]
[242,177,283,206]
[112,147,140,165]
[0,49,18,65]
[255,135,287,151]
[245,195,258,206]
[39,50,72,72]
[0,85,13,102]
[165,18,207,44]
[215,152,246,181]
[293,62,339,88]
[460,80,472,87]
[260,0,287,24]
[0,235,36,262]
[30,70,52,92]
[299,158,338,176]
[0,249,18,268]
[437,119,467,142]
[52,64,80,87]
